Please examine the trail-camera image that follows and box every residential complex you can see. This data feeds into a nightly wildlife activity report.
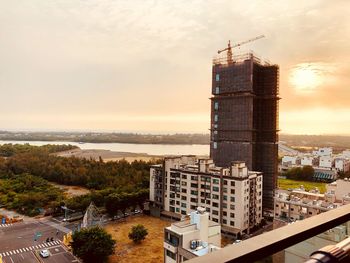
[281,148,350,180]
[210,52,279,210]
[274,178,350,222]
[150,156,263,237]
[164,207,221,262]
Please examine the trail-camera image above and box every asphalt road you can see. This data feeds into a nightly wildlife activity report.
[0,219,79,263]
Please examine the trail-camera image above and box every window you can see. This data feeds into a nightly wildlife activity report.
[181,203,187,208]
[181,196,187,201]
[190,190,198,195]
[223,219,227,224]
[190,198,198,203]
[215,86,220,94]
[214,102,219,110]
[212,218,218,223]
[191,176,196,181]
[181,188,187,193]
[223,203,227,208]
[231,189,235,194]
[215,73,220,81]
[191,183,198,188]
[182,174,187,179]
[230,196,235,202]
[230,221,235,226]
[212,202,219,208]
[213,142,217,149]
[181,210,186,215]
[213,186,219,192]
[223,195,227,201]
[214,114,218,122]
[213,179,220,184]
[190,205,196,210]
[212,194,219,200]
[176,201,180,205]
[231,181,235,187]
[166,250,176,260]
[223,211,227,216]
[230,213,235,218]
[224,180,228,185]
[212,210,219,215]
[175,208,179,212]
[181,181,187,186]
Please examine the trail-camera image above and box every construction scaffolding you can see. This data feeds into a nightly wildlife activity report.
[210,52,279,210]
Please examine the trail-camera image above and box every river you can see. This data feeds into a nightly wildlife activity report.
[0,140,209,156]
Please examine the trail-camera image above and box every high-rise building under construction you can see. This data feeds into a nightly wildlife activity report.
[210,51,279,210]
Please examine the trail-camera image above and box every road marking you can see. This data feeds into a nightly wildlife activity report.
[9,251,13,255]
[16,250,19,253]
[19,248,23,252]
[5,252,9,256]
[10,256,14,263]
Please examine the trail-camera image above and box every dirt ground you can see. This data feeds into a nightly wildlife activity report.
[105,215,172,263]
[50,183,91,198]
[55,148,160,162]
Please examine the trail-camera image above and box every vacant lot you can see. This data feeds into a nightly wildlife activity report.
[105,215,172,263]
[278,178,326,193]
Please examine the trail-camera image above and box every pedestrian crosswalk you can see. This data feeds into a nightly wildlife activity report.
[0,240,61,257]
[0,223,13,228]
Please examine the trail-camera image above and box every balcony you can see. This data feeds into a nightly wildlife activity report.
[187,204,350,262]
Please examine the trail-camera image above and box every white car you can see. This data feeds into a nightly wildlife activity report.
[40,249,50,258]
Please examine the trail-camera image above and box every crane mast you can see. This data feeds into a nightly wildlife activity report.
[217,35,265,64]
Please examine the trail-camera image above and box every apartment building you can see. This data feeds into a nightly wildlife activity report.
[164,207,221,263]
[150,156,263,237]
[274,187,343,222]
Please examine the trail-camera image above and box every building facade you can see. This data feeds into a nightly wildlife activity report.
[149,156,263,237]
[164,207,221,263]
[210,53,279,210]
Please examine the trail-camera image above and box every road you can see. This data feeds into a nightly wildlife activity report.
[0,219,79,263]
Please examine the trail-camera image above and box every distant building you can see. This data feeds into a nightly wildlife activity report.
[210,52,279,210]
[312,147,333,156]
[281,156,300,166]
[334,157,350,172]
[319,156,334,169]
[163,207,221,263]
[149,156,263,237]
[300,156,317,166]
[327,178,350,201]
[274,189,341,222]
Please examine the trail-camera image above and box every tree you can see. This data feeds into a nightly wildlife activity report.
[128,224,148,243]
[71,226,116,263]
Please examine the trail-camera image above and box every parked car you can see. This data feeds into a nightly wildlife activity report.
[40,249,50,258]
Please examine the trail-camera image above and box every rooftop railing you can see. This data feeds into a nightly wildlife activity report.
[187,204,350,263]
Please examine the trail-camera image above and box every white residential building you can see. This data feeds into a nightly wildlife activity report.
[319,156,334,169]
[281,156,300,166]
[149,156,263,237]
[164,207,221,263]
[300,156,316,166]
[312,147,333,156]
[334,157,350,172]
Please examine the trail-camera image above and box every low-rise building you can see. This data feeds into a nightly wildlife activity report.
[326,178,350,201]
[164,207,221,263]
[274,188,341,222]
[312,147,333,156]
[334,157,350,172]
[319,156,334,169]
[281,156,300,167]
[150,156,263,237]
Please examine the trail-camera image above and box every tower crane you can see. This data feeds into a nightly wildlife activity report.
[217,35,265,64]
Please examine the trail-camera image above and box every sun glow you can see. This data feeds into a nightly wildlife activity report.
[289,63,324,93]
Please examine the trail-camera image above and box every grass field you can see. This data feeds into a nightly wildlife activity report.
[277,178,326,193]
[105,215,172,263]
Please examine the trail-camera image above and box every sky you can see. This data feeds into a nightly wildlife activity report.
[1,0,350,135]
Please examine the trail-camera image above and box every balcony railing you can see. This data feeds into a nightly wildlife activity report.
[187,204,350,263]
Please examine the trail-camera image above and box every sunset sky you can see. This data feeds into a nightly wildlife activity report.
[1,0,349,135]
